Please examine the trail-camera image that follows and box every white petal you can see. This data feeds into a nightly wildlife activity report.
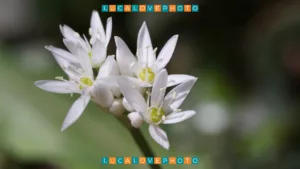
[156,35,178,71]
[151,69,168,107]
[148,125,169,149]
[51,53,70,70]
[60,25,87,50]
[96,76,118,86]
[47,49,82,76]
[105,17,112,47]
[167,74,197,87]
[115,36,137,76]
[60,25,79,41]
[163,110,196,124]
[61,94,91,131]
[35,80,79,94]
[163,79,197,114]
[128,112,144,128]
[96,76,120,97]
[75,44,93,78]
[97,55,119,78]
[90,11,105,43]
[63,39,78,55]
[45,46,79,64]
[131,62,142,77]
[111,86,121,98]
[91,39,106,68]
[92,81,114,108]
[137,22,155,67]
[51,59,81,81]
[109,98,125,117]
[117,77,147,114]
[126,77,152,88]
[122,98,134,112]
[82,34,92,51]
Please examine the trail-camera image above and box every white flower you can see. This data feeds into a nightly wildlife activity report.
[115,22,195,87]
[60,11,112,68]
[118,69,197,149]
[35,44,121,131]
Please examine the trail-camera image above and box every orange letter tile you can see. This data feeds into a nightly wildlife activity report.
[109,5,116,12]
[124,157,131,164]
[139,5,146,12]
[109,157,116,164]
[124,5,131,12]
[169,5,176,12]
[139,157,146,164]
[154,5,161,12]
[184,157,191,164]
[184,5,192,12]
[169,157,176,164]
[154,157,161,164]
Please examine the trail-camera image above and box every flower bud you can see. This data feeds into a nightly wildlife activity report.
[109,98,125,116]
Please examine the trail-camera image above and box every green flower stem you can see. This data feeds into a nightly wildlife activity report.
[117,115,162,169]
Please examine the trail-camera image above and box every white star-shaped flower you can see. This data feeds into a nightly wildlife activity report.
[118,69,197,149]
[114,22,196,87]
[35,44,121,131]
[59,11,112,68]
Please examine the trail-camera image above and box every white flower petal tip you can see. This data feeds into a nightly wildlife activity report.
[61,122,71,132]
[141,21,147,29]
[90,10,105,44]
[34,80,77,94]
[45,45,79,64]
[149,125,170,150]
[61,94,91,131]
[167,74,198,87]
[164,78,197,111]
[137,22,152,47]
[128,112,144,128]
[115,36,137,76]
[163,110,196,124]
[114,36,124,45]
[91,11,101,24]
[156,35,179,71]
[105,17,112,46]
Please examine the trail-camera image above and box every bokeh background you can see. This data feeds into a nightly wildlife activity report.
[1,0,300,169]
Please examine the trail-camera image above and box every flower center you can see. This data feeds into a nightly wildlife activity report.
[79,77,93,90]
[149,107,165,123]
[88,51,92,59]
[139,67,155,83]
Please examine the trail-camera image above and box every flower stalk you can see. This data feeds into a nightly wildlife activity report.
[117,114,162,169]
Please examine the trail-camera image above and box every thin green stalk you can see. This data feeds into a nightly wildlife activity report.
[117,115,162,169]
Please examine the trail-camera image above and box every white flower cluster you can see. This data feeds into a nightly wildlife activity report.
[35,11,197,149]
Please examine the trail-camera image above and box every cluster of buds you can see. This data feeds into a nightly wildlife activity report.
[35,11,197,149]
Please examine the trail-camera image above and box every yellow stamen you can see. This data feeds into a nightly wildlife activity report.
[139,67,155,83]
[79,77,93,90]
[55,76,64,80]
[149,107,165,123]
[88,51,92,58]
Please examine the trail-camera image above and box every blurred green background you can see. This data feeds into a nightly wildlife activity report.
[1,0,300,169]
